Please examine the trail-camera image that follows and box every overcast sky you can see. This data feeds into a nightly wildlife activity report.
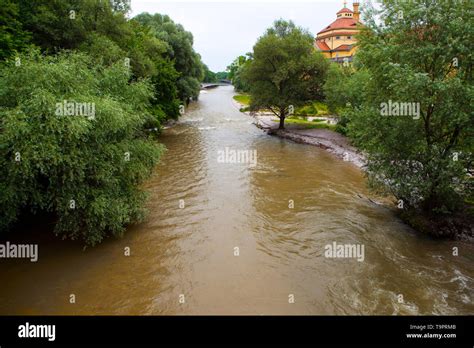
[130,1,366,72]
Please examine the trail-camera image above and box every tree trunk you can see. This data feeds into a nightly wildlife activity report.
[279,117,285,129]
[279,108,286,129]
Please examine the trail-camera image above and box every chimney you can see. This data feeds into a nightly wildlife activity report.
[353,2,360,22]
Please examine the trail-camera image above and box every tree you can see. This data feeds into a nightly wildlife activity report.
[16,0,129,52]
[0,51,164,245]
[323,63,370,134]
[242,20,329,129]
[150,59,181,120]
[227,54,251,91]
[0,0,31,60]
[348,0,473,235]
[4,1,186,123]
[134,13,204,103]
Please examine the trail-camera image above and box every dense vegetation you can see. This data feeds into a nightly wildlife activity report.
[0,0,206,244]
[343,0,473,237]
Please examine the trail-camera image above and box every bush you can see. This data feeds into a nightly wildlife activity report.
[0,50,164,245]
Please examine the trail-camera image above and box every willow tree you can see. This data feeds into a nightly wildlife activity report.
[349,0,473,237]
[0,51,164,245]
[242,19,329,129]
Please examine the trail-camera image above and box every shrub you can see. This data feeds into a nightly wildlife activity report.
[0,50,164,245]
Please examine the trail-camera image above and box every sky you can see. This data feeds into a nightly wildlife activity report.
[130,0,368,72]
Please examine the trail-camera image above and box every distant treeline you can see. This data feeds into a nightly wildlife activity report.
[203,66,229,83]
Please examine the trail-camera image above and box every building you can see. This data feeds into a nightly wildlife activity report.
[315,1,362,63]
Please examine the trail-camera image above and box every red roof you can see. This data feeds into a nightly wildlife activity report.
[315,41,330,51]
[318,17,358,35]
[337,7,353,14]
[333,44,353,52]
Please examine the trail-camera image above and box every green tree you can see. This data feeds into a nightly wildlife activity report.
[242,20,329,129]
[0,50,164,245]
[227,54,251,91]
[150,59,181,120]
[349,0,473,235]
[0,0,31,60]
[16,0,129,52]
[227,55,248,81]
[10,1,184,123]
[323,63,370,134]
[134,13,204,103]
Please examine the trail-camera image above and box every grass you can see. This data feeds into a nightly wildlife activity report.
[233,94,250,106]
[296,101,330,116]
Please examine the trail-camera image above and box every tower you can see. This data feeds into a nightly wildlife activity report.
[353,2,360,22]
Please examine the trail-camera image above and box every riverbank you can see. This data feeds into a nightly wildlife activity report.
[232,96,474,241]
[232,98,366,169]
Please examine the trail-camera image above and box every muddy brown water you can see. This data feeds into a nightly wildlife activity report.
[0,86,472,315]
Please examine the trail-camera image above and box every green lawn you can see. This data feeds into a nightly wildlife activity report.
[233,94,251,106]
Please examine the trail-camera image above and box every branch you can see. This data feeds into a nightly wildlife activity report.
[268,106,280,118]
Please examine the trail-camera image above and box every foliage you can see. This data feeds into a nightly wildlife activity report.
[150,59,181,120]
[241,19,329,129]
[324,63,369,112]
[227,54,251,92]
[348,0,473,216]
[134,13,204,102]
[323,63,370,134]
[296,101,330,116]
[0,50,164,245]
[0,0,31,61]
[16,0,130,53]
[0,1,209,245]
[9,1,183,123]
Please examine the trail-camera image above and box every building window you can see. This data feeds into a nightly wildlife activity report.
[347,36,352,39]
[336,36,340,40]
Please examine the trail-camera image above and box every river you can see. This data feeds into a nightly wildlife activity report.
[0,85,472,315]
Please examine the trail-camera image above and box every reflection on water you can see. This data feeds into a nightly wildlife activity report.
[0,86,472,315]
